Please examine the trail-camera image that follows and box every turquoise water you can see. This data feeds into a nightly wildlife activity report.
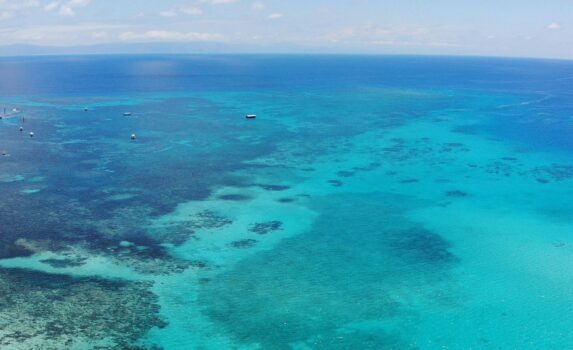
[1,55,573,349]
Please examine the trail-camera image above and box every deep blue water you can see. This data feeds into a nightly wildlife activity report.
[1,55,573,349]
[2,54,573,93]
[2,55,573,151]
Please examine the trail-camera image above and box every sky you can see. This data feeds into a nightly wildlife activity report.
[0,0,572,58]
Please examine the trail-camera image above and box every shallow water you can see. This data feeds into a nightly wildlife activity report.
[1,55,573,349]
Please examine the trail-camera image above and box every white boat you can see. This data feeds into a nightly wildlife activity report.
[245,114,257,119]
[123,112,132,117]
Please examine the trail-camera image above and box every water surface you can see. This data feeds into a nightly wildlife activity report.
[1,55,573,349]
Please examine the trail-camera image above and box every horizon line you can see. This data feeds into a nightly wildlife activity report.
[0,49,571,63]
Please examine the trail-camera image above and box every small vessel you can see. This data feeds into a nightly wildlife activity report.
[29,132,35,138]
[19,126,23,132]
[131,133,137,141]
[124,112,132,117]
[245,114,257,119]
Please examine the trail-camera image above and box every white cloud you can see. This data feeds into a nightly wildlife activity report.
[119,30,223,42]
[0,23,129,44]
[160,10,177,17]
[252,1,264,11]
[58,5,74,16]
[547,22,561,30]
[0,0,40,11]
[91,31,107,39]
[44,0,91,16]
[180,6,203,15]
[0,0,39,19]
[161,6,203,17]
[314,24,460,50]
[370,39,457,48]
[68,0,90,7]
[268,12,283,20]
[44,1,60,11]
[200,0,238,5]
[0,11,13,20]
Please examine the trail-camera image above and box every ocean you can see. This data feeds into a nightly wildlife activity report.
[1,54,573,349]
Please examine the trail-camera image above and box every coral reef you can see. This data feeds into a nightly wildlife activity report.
[249,221,283,235]
[0,269,165,350]
[228,239,258,249]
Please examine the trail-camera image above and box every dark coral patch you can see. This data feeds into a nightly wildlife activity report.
[150,210,233,247]
[484,161,513,177]
[553,241,566,248]
[444,143,465,148]
[383,146,403,153]
[189,260,208,269]
[255,184,291,191]
[532,165,573,181]
[353,162,381,172]
[40,257,87,268]
[400,178,419,184]
[336,170,355,178]
[445,190,469,198]
[218,194,252,201]
[389,228,458,265]
[249,221,283,235]
[229,239,258,249]
[328,180,344,187]
[193,210,233,229]
[452,125,479,135]
[440,143,469,153]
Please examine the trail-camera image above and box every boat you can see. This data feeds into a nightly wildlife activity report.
[123,112,132,117]
[245,114,257,119]
[1,107,22,119]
